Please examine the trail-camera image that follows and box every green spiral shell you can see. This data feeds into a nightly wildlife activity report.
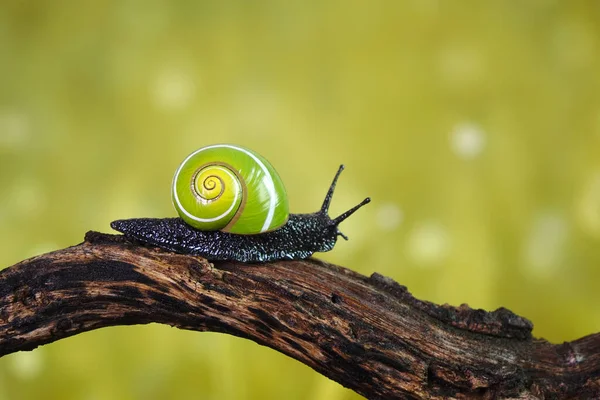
[172,144,289,234]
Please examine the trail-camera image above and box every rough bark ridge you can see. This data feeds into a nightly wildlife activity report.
[0,232,599,399]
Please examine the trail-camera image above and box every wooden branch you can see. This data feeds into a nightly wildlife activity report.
[1,232,599,399]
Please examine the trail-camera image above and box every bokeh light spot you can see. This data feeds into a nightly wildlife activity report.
[376,202,403,231]
[522,211,568,278]
[0,110,30,150]
[450,122,486,159]
[406,221,450,266]
[151,68,196,111]
[438,44,486,86]
[576,172,600,238]
[553,19,595,71]
[9,351,44,380]
[8,180,45,219]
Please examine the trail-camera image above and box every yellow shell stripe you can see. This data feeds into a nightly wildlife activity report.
[172,144,282,233]
[178,165,241,223]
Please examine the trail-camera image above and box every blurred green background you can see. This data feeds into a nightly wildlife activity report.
[1,1,600,399]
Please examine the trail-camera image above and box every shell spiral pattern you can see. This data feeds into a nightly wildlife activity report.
[172,144,289,234]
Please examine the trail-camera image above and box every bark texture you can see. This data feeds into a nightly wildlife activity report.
[0,232,599,399]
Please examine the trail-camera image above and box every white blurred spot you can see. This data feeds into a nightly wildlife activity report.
[376,203,403,231]
[9,351,44,379]
[576,172,600,238]
[0,111,30,149]
[406,221,449,266]
[522,211,568,277]
[151,68,196,110]
[450,122,486,159]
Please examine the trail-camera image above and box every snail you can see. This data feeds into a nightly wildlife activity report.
[111,144,370,262]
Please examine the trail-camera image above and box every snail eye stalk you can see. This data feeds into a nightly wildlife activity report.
[333,197,371,225]
[321,165,345,213]
[320,164,371,229]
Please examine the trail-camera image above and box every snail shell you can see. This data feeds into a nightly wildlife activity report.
[171,144,289,234]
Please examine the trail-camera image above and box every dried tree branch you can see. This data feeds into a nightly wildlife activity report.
[1,232,599,399]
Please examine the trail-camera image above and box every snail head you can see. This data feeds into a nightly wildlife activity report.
[320,165,371,241]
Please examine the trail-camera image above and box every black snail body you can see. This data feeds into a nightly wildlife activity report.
[111,144,370,263]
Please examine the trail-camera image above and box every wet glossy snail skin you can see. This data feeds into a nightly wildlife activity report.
[111,145,370,263]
